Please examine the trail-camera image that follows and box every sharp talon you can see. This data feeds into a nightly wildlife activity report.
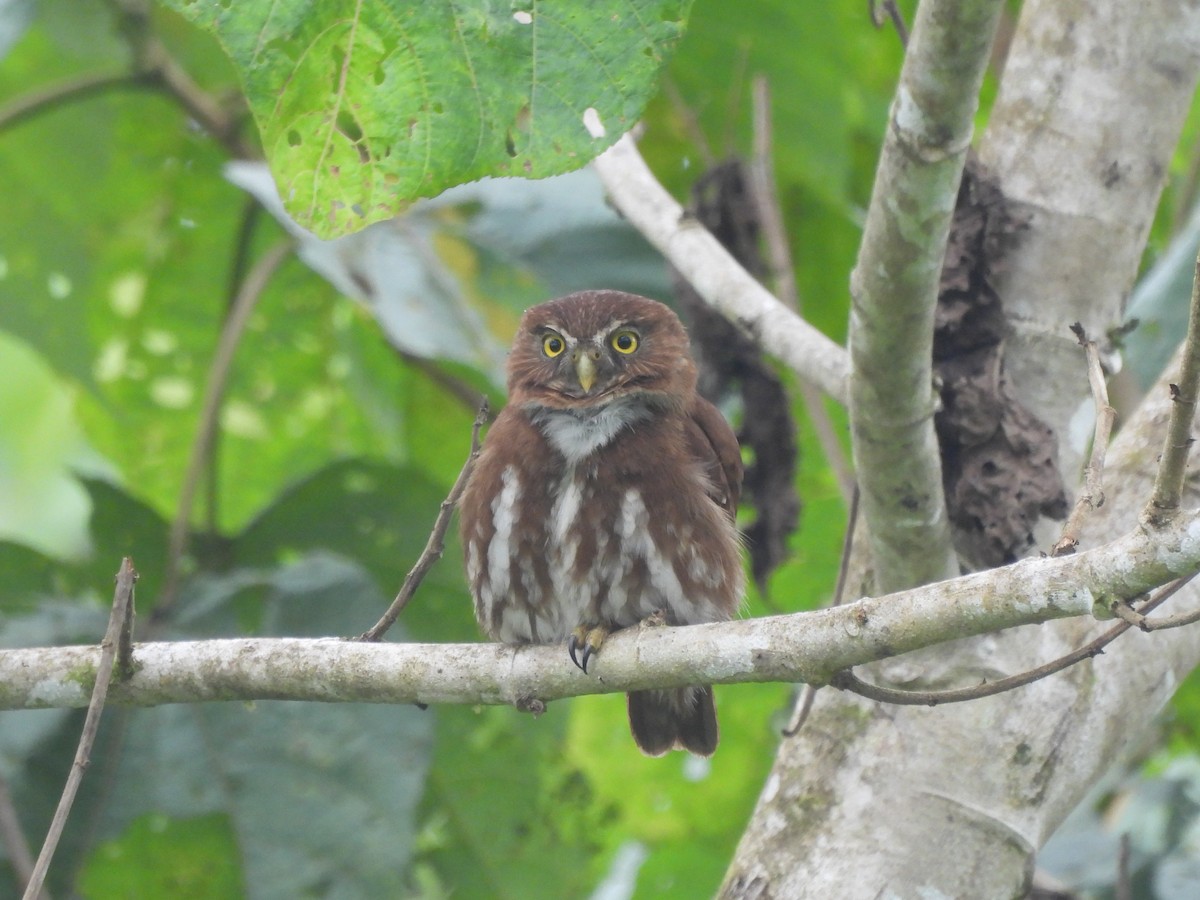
[568,633,585,672]
[580,644,593,674]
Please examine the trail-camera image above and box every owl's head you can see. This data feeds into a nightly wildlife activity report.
[507,290,697,411]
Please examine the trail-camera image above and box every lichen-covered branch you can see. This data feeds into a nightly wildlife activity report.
[592,134,849,405]
[5,515,1200,713]
[848,0,1006,592]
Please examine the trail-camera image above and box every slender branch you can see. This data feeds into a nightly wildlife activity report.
[748,76,854,505]
[397,351,491,413]
[0,775,42,900]
[0,71,153,134]
[849,0,1006,592]
[832,574,1195,706]
[782,488,859,737]
[1053,324,1117,555]
[23,559,137,900]
[112,0,252,158]
[660,77,716,168]
[358,399,490,641]
[1148,247,1200,519]
[869,0,910,46]
[593,133,850,405]
[159,241,293,612]
[205,198,264,535]
[6,517,1200,712]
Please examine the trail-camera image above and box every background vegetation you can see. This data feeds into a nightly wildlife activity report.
[2,1,1199,897]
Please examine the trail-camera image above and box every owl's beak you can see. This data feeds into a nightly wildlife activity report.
[574,351,598,393]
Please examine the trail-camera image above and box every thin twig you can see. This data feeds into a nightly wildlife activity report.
[111,0,252,158]
[1148,247,1200,519]
[1116,832,1132,900]
[1112,593,1200,633]
[0,774,43,900]
[869,0,910,47]
[660,77,716,168]
[749,75,854,506]
[23,559,137,900]
[0,71,153,134]
[357,398,490,641]
[783,487,861,737]
[831,575,1196,707]
[397,349,493,413]
[1052,324,1117,555]
[205,198,263,536]
[158,241,293,614]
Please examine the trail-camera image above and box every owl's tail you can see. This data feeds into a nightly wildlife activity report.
[627,686,718,756]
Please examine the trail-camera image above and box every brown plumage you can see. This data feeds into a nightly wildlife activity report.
[458,290,744,755]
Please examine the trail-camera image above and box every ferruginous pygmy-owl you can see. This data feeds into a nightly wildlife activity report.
[459,290,744,756]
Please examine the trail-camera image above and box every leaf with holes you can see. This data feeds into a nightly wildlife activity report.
[162,0,693,238]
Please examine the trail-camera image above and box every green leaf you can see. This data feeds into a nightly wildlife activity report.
[0,330,108,560]
[162,0,694,238]
[417,705,602,899]
[78,814,243,900]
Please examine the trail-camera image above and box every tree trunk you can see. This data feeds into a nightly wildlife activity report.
[721,2,1200,896]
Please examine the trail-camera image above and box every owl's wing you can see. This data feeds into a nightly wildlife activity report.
[685,395,743,518]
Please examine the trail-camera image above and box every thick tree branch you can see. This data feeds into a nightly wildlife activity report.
[592,133,849,405]
[5,516,1200,712]
[727,2,1200,894]
[849,0,1006,592]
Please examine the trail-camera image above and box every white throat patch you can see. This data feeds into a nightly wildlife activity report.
[530,399,650,463]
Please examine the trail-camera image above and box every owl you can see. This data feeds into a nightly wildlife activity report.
[459,290,744,756]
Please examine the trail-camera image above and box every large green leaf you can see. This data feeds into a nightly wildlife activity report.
[161,0,694,238]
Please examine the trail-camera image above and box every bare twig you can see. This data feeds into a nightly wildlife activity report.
[782,486,860,737]
[831,575,1196,707]
[396,350,494,413]
[358,399,490,641]
[112,0,252,158]
[1148,247,1200,519]
[1116,832,1132,900]
[159,241,293,613]
[0,774,42,900]
[869,0,910,47]
[593,133,850,404]
[1052,324,1117,555]
[0,71,152,134]
[23,559,137,900]
[1112,588,1200,632]
[660,77,716,168]
[204,198,264,536]
[749,76,854,506]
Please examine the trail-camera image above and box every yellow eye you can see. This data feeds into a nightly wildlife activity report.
[542,333,566,357]
[611,330,638,354]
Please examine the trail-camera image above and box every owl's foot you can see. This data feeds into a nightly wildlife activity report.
[568,624,611,674]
